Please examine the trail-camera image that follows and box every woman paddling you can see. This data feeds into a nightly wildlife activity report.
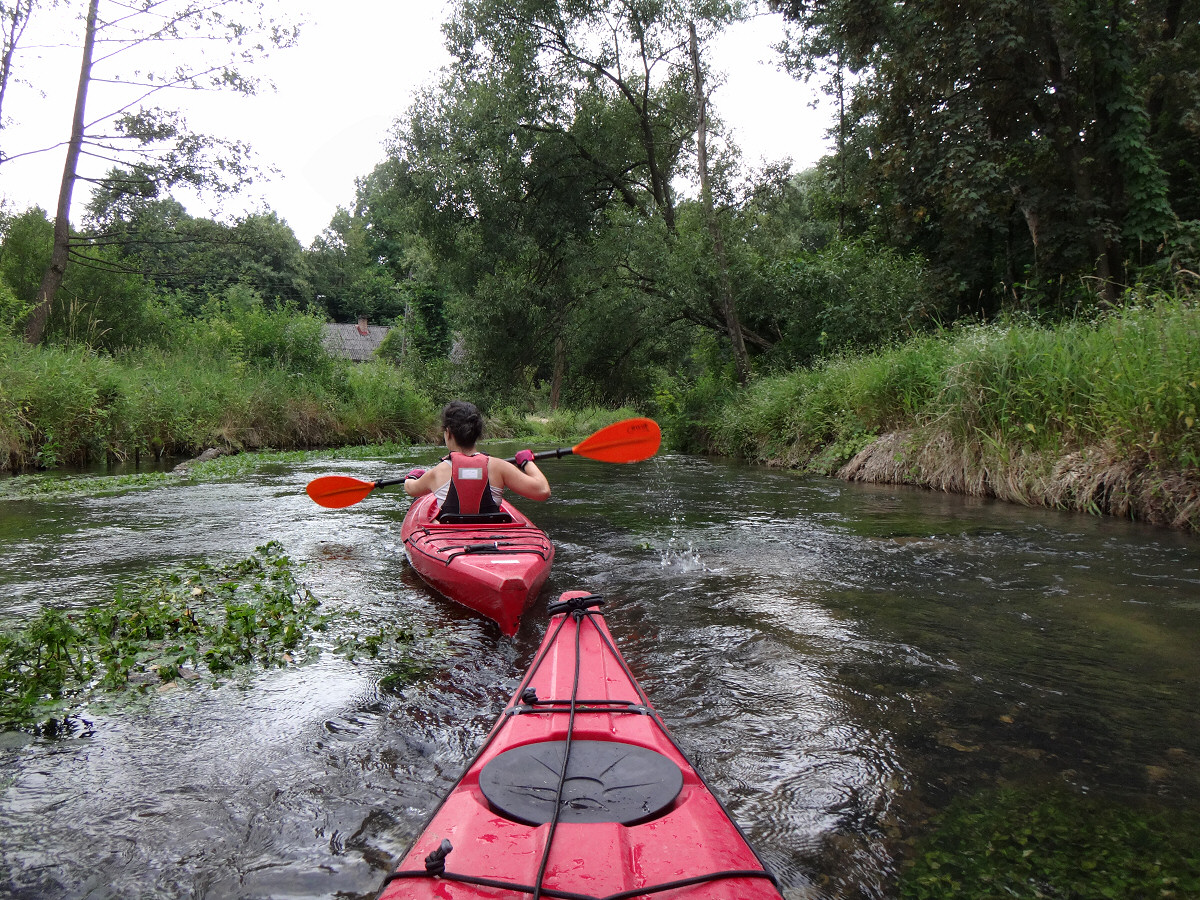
[403,400,550,518]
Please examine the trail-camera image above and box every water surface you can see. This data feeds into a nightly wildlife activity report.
[2,450,1198,898]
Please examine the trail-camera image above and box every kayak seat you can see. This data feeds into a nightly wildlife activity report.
[435,511,515,525]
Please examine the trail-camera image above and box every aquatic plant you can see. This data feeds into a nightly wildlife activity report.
[0,442,418,502]
[901,787,1200,900]
[0,542,419,734]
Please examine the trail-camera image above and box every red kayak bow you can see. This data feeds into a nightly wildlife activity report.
[377,592,785,899]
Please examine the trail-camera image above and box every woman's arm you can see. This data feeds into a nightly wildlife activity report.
[493,457,551,501]
[404,461,450,497]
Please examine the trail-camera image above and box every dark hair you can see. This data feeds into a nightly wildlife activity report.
[442,400,485,447]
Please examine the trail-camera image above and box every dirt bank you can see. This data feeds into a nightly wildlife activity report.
[838,431,1200,533]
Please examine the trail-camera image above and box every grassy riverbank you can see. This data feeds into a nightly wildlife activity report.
[0,331,438,472]
[8,290,1200,531]
[0,304,649,479]
[690,293,1200,531]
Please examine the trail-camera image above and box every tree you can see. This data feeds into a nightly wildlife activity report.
[689,20,747,383]
[82,178,313,312]
[18,0,298,344]
[308,204,413,325]
[773,0,1197,312]
[380,0,755,402]
[0,0,34,139]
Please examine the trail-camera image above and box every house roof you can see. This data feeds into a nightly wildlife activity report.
[322,322,390,361]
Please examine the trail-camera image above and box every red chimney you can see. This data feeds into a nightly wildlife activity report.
[357,316,369,336]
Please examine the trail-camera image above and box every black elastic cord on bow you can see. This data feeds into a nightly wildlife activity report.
[424,839,452,875]
[546,593,604,616]
[530,602,590,900]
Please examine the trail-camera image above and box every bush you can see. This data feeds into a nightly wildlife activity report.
[335,361,438,443]
[766,239,936,366]
[183,288,335,381]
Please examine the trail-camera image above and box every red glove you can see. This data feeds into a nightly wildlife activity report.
[514,450,535,471]
[405,467,426,481]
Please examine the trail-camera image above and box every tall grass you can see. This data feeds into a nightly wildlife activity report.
[485,405,641,442]
[701,294,1200,475]
[0,333,439,471]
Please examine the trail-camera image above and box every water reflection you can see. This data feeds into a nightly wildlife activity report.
[1,451,1199,898]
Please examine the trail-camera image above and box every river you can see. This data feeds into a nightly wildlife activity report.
[2,448,1199,898]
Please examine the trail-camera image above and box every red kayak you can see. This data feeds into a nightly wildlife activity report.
[376,592,784,900]
[401,493,554,635]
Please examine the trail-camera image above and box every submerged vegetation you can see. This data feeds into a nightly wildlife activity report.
[0,542,421,734]
[901,788,1200,899]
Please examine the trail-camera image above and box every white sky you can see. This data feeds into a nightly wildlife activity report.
[0,1,830,246]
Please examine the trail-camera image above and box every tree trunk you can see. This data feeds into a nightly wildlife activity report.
[1045,12,1119,305]
[550,332,565,410]
[689,22,749,385]
[25,0,98,345]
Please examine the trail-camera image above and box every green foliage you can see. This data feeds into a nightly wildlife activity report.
[0,316,439,471]
[483,405,640,444]
[0,276,31,335]
[939,296,1200,466]
[184,290,332,378]
[0,206,52,321]
[649,334,739,452]
[901,788,1200,900]
[765,239,935,365]
[371,0,751,404]
[82,184,316,314]
[0,334,127,469]
[335,360,439,443]
[776,0,1200,310]
[51,246,171,351]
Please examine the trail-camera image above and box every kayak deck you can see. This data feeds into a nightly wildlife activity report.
[377,592,784,900]
[401,493,554,635]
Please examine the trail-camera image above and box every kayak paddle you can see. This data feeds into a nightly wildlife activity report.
[305,417,662,509]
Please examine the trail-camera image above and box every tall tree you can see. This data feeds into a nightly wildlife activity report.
[83,178,313,311]
[382,0,754,400]
[0,0,34,138]
[689,20,747,384]
[20,0,298,344]
[774,0,1196,311]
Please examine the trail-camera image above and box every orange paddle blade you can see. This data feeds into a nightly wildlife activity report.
[306,475,378,508]
[572,417,661,463]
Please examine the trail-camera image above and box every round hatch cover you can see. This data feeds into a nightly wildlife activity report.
[479,740,683,826]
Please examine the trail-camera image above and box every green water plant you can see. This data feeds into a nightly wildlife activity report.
[0,542,417,733]
[901,787,1200,899]
[0,442,418,502]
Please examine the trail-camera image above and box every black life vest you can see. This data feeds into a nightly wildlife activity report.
[439,451,502,517]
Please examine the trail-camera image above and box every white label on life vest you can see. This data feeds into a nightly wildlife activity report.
[459,467,485,480]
